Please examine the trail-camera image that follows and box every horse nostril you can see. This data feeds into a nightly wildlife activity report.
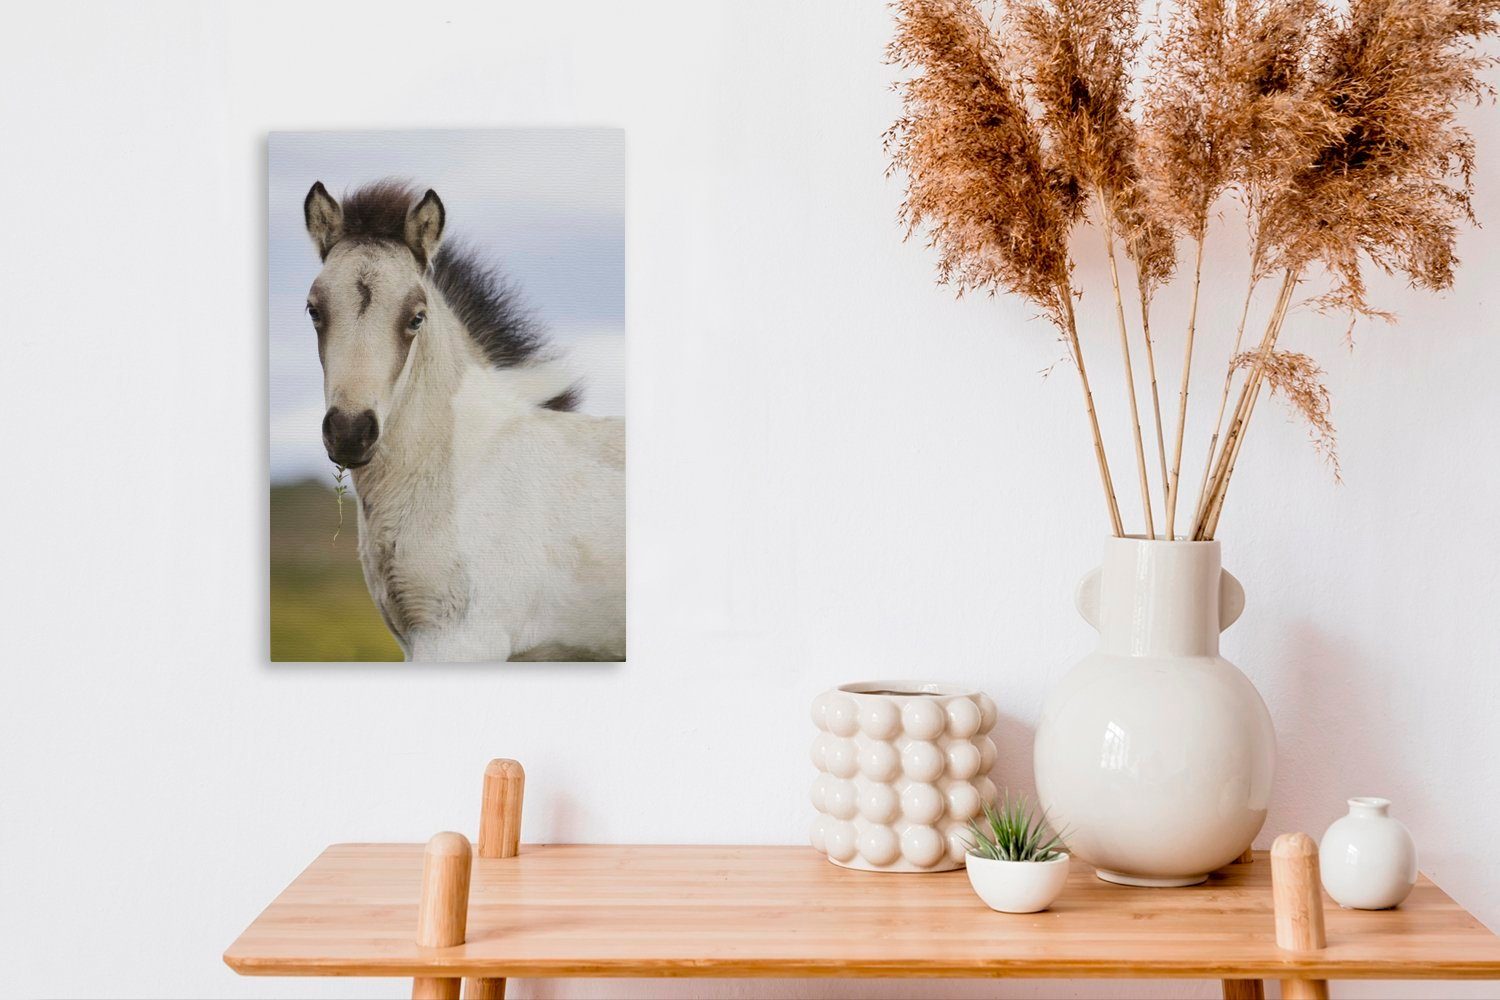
[354,410,379,447]
[322,407,379,462]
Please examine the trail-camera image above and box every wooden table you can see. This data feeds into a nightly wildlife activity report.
[223,761,1500,999]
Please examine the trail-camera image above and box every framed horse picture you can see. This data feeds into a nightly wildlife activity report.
[268,130,626,662]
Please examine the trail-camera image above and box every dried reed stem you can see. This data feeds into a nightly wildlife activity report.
[1059,275,1126,536]
[1197,277,1290,538]
[1194,267,1298,538]
[1139,292,1171,508]
[1205,341,1342,535]
[1191,265,1262,529]
[1099,203,1156,538]
[1194,285,1290,538]
[1165,236,1206,540]
[1201,375,1266,537]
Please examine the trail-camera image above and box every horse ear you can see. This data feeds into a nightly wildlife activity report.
[304,182,343,259]
[405,189,445,268]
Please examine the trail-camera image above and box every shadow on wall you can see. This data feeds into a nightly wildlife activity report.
[991,709,1038,800]
[1263,623,1407,846]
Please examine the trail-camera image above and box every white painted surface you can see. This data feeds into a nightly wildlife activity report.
[1,2,1497,998]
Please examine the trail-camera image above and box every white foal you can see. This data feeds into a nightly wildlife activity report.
[303,180,624,662]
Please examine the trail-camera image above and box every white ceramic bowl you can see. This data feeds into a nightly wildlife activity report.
[964,853,1071,913]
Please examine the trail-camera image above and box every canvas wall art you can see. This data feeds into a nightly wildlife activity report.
[269,129,625,662]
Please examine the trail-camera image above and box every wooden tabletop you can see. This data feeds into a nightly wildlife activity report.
[223,844,1500,980]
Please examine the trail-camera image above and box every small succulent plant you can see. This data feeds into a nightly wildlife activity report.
[965,793,1067,863]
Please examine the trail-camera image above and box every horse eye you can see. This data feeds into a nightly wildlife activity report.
[408,312,425,332]
[306,304,322,324]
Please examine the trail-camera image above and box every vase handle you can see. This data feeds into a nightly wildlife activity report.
[1075,567,1104,630]
[1075,567,1246,631]
[1219,570,1245,631]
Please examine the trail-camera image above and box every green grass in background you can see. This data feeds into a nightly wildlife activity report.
[270,481,402,661]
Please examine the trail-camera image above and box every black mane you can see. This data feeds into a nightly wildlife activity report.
[334,180,579,411]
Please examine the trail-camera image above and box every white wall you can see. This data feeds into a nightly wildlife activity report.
[2,2,1497,998]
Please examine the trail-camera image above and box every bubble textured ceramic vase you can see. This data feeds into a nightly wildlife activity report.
[811,682,999,872]
[1033,538,1276,887]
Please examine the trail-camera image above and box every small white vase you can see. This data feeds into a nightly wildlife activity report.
[1033,537,1277,886]
[810,682,999,872]
[965,853,1071,913]
[1319,797,1417,909]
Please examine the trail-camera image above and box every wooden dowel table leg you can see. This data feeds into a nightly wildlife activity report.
[464,979,505,999]
[478,759,525,859]
[1282,980,1330,1000]
[1273,832,1330,1000]
[1219,842,1263,997]
[466,759,525,1000]
[413,832,472,1000]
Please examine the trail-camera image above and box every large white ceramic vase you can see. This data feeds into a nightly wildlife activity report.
[1033,537,1276,887]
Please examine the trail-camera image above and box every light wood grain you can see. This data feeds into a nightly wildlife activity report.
[413,972,461,999]
[477,760,524,860]
[467,760,523,1000]
[1273,833,1327,951]
[1281,978,1330,1000]
[224,844,1500,981]
[1273,832,1329,1000]
[1226,841,1267,1000]
[464,978,504,999]
[412,833,471,1000]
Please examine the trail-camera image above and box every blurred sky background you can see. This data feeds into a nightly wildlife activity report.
[268,129,625,483]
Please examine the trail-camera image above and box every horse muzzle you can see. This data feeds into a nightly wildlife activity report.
[322,407,379,468]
